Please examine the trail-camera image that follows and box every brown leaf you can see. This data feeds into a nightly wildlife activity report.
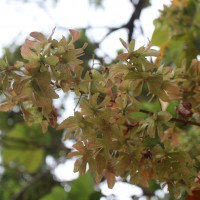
[96,154,106,175]
[69,29,80,42]
[105,170,116,189]
[119,38,128,50]
[48,27,56,41]
[0,102,15,112]
[30,32,46,42]
[117,52,131,60]
[21,39,40,61]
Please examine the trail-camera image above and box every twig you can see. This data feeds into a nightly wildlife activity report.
[139,109,200,127]
[74,93,83,113]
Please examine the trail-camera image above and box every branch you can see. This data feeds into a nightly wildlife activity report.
[11,169,58,200]
[139,109,200,127]
[124,0,148,42]
[0,136,68,151]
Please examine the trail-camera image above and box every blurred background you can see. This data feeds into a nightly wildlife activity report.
[0,0,172,200]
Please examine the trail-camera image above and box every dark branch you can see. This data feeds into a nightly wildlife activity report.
[124,0,148,42]
[99,0,148,43]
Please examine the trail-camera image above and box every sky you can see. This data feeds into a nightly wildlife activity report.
[0,0,171,199]
[0,0,171,58]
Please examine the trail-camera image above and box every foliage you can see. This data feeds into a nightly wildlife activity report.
[152,0,200,66]
[0,0,200,199]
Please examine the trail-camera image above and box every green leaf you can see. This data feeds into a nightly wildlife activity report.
[40,186,68,200]
[33,71,59,99]
[2,124,44,173]
[0,59,7,68]
[67,172,95,200]
[129,39,135,52]
[57,116,79,130]
[109,63,129,80]
[143,49,160,57]
[157,111,172,123]
[44,55,59,66]
[151,23,170,46]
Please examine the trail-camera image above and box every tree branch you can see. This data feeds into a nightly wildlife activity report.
[99,0,148,43]
[139,109,200,127]
[124,0,148,42]
[11,169,58,200]
[0,136,68,151]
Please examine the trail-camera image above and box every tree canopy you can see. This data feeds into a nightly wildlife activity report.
[0,0,200,199]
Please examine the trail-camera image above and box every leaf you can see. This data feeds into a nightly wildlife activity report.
[151,23,170,46]
[119,38,128,50]
[117,52,131,60]
[0,102,15,112]
[48,27,56,41]
[2,124,44,173]
[96,154,106,175]
[105,170,116,189]
[131,79,144,96]
[67,172,95,200]
[0,59,7,68]
[69,29,80,42]
[21,39,40,61]
[57,116,78,130]
[129,39,135,52]
[143,49,160,57]
[34,72,59,99]
[39,186,68,200]
[40,120,48,133]
[109,63,129,80]
[157,111,172,123]
[30,32,46,42]
[163,81,181,101]
[73,141,85,152]
[73,157,85,174]
[44,55,59,66]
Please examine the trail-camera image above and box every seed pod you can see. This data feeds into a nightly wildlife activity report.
[177,101,193,117]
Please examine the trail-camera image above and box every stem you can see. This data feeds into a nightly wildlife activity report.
[139,109,200,127]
